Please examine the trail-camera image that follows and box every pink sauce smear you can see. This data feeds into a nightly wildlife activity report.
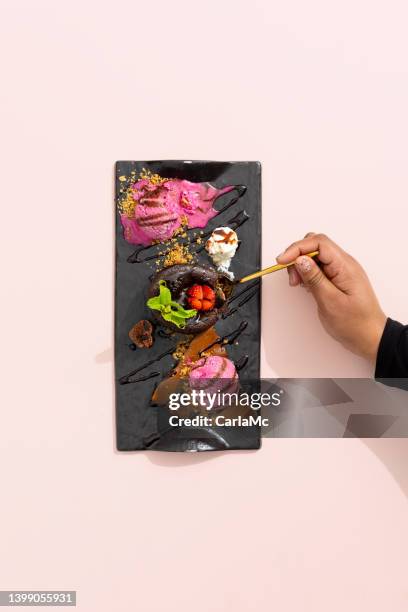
[120,178,235,246]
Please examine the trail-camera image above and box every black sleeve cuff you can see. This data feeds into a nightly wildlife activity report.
[375,317,408,380]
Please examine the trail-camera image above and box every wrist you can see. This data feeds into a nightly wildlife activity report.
[362,312,387,363]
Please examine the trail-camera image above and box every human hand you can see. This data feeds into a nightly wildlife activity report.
[276,233,387,363]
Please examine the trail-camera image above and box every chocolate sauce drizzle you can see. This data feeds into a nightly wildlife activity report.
[125,371,160,384]
[223,285,260,320]
[215,184,246,214]
[226,209,250,230]
[198,321,248,356]
[119,346,176,385]
[234,355,249,372]
[126,186,248,264]
[158,329,174,339]
[228,280,260,304]
[127,246,157,264]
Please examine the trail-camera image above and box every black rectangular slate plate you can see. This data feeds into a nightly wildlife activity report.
[115,160,262,452]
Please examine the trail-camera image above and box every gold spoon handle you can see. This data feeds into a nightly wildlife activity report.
[239,251,319,283]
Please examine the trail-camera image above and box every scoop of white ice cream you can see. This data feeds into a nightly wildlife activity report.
[205,227,238,278]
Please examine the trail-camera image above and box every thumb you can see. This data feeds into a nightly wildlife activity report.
[294,255,338,306]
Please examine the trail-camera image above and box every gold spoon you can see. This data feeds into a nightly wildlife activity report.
[238,251,319,283]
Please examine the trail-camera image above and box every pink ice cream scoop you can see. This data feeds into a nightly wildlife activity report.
[189,356,239,409]
[120,178,236,246]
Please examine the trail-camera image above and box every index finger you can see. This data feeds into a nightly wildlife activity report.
[276,233,340,266]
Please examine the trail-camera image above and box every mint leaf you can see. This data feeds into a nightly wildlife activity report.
[171,301,197,317]
[158,280,171,306]
[147,282,197,328]
[162,311,187,328]
[146,296,162,311]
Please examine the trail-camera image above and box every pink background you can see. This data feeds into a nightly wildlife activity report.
[1,1,408,610]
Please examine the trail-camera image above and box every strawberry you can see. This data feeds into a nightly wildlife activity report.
[187,283,216,311]
[187,284,203,300]
[201,299,214,311]
[188,297,202,310]
[202,285,215,301]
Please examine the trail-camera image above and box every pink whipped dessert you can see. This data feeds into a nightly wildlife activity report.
[119,177,235,246]
[189,356,239,409]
